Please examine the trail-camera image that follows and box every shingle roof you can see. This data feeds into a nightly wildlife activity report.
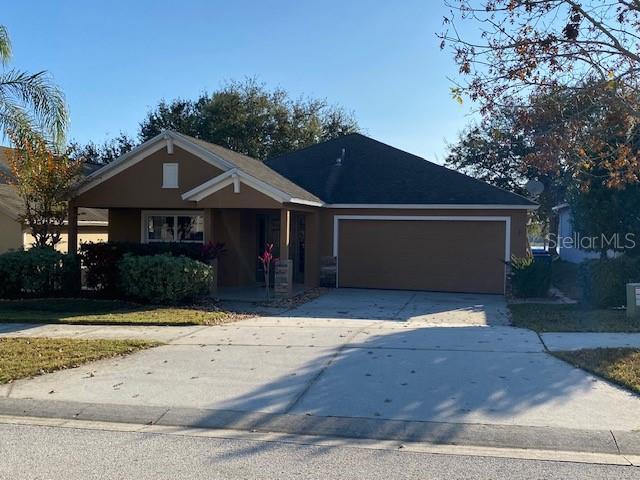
[173,133,323,204]
[266,133,536,206]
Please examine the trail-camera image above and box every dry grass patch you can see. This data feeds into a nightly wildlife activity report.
[0,337,159,384]
[0,298,243,326]
[553,348,640,394]
[509,304,640,333]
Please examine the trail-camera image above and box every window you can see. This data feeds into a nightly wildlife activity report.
[143,211,204,243]
[162,163,179,188]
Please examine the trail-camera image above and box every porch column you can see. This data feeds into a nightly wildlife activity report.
[67,200,81,291]
[305,210,321,287]
[275,207,293,298]
[203,209,218,296]
[67,201,78,255]
[279,207,291,260]
[203,209,214,243]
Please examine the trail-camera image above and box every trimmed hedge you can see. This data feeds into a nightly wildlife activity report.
[79,241,224,293]
[508,254,552,298]
[579,256,640,308]
[118,254,213,304]
[0,248,79,299]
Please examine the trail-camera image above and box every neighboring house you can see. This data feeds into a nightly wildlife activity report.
[0,147,108,253]
[552,203,610,263]
[70,132,537,295]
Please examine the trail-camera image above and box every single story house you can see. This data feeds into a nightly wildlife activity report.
[0,147,108,253]
[69,131,537,295]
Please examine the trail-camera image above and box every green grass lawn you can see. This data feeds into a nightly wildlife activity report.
[0,337,158,384]
[0,298,237,326]
[553,348,640,394]
[510,303,640,333]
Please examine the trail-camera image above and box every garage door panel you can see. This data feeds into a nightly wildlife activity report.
[337,219,506,294]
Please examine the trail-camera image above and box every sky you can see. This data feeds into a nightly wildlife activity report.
[3,0,476,163]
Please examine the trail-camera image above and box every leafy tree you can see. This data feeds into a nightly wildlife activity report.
[522,83,640,189]
[448,80,640,255]
[446,99,570,235]
[569,181,640,258]
[7,131,84,248]
[70,132,136,165]
[439,1,640,187]
[0,25,67,144]
[440,1,640,111]
[139,79,359,160]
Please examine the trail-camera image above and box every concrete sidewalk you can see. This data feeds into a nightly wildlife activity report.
[2,289,640,451]
[2,321,639,431]
[542,332,640,351]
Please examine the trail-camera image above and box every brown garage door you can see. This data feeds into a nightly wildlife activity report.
[337,218,507,294]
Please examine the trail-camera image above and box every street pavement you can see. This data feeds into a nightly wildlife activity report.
[1,422,639,480]
[2,289,640,455]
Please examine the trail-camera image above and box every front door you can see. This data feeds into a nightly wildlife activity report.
[256,213,280,283]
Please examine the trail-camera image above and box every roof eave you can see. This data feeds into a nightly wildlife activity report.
[325,203,538,210]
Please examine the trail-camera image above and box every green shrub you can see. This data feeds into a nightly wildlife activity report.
[508,254,552,298]
[579,256,640,308]
[0,251,24,298]
[79,241,224,294]
[118,254,213,304]
[0,248,79,298]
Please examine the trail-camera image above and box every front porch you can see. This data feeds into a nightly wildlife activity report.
[67,131,326,298]
[216,284,310,302]
[67,204,321,298]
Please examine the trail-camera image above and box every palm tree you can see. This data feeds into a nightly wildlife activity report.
[0,26,67,144]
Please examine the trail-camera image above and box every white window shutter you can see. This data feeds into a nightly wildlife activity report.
[162,163,178,188]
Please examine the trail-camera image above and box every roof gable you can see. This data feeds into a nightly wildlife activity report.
[75,131,322,206]
[266,133,537,208]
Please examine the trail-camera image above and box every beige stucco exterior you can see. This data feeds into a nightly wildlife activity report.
[0,211,23,253]
[0,210,108,255]
[23,229,109,253]
[71,139,532,293]
[75,146,224,209]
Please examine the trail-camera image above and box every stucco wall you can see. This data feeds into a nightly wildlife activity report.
[557,208,603,263]
[212,209,259,287]
[0,211,23,253]
[75,146,223,209]
[108,209,142,242]
[318,208,529,259]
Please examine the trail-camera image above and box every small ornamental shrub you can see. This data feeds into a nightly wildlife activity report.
[579,256,640,308]
[508,254,552,298]
[0,248,79,298]
[0,250,24,298]
[80,241,224,293]
[118,254,214,304]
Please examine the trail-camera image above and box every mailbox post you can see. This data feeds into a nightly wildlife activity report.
[626,283,640,318]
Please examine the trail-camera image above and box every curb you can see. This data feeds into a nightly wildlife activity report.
[1,398,639,455]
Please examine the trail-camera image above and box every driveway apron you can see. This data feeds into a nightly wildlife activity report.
[1,289,640,431]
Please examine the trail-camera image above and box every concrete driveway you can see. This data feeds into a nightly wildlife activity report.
[2,289,640,432]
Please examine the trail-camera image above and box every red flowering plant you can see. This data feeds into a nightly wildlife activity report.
[200,241,226,263]
[258,243,275,299]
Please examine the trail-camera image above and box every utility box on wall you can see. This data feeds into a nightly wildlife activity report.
[626,283,640,318]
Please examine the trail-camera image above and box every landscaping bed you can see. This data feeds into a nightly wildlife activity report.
[0,337,158,384]
[551,260,582,301]
[0,298,242,326]
[510,303,640,333]
[553,348,640,394]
